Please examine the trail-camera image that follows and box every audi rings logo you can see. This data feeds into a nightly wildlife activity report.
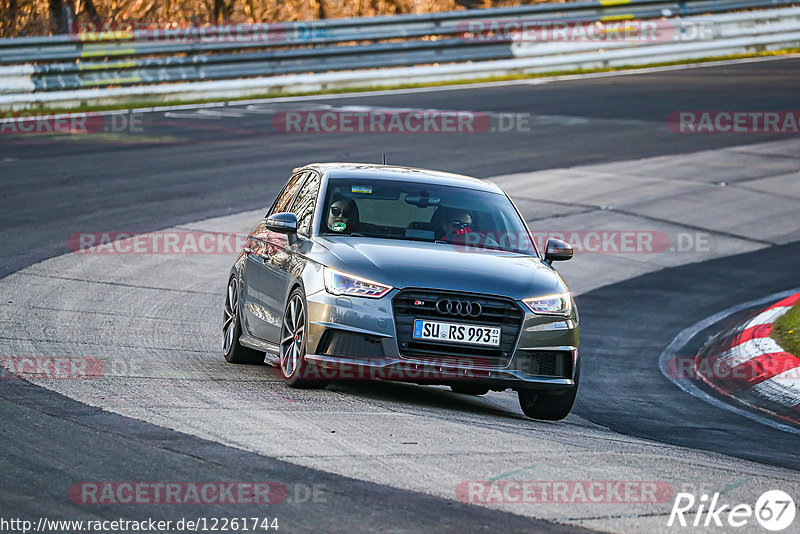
[436,299,482,317]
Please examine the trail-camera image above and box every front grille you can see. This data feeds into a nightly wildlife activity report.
[317,329,386,359]
[392,288,524,367]
[517,350,572,378]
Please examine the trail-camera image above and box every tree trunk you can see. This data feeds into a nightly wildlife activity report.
[311,0,327,20]
[5,0,19,35]
[49,0,65,33]
[213,0,235,23]
[456,0,489,8]
[82,0,101,23]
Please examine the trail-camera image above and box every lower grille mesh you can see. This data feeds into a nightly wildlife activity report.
[517,350,572,378]
[317,329,386,359]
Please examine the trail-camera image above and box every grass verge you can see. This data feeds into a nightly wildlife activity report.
[7,48,800,115]
[772,302,800,357]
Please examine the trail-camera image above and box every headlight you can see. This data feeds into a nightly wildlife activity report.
[324,267,392,298]
[523,292,571,316]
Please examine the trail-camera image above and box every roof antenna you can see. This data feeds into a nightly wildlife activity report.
[382,152,386,165]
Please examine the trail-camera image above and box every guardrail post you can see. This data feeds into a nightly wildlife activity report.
[62,4,73,35]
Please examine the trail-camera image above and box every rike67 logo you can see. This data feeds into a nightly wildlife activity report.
[668,490,795,531]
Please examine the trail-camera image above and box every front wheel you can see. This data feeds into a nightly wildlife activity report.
[279,288,328,389]
[518,361,580,421]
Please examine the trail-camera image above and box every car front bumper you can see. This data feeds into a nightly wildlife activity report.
[303,288,579,392]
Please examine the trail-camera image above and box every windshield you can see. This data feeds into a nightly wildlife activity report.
[319,178,536,255]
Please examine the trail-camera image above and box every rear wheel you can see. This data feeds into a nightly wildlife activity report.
[279,288,328,389]
[223,277,264,364]
[450,384,490,396]
[518,361,580,421]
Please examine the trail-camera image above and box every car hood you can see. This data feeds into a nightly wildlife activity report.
[315,237,568,300]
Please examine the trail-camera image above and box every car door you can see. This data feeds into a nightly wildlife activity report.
[243,171,307,342]
[260,171,321,344]
[241,220,274,341]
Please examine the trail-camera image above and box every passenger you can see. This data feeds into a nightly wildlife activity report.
[431,207,473,241]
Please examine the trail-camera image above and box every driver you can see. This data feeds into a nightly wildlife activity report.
[327,196,360,233]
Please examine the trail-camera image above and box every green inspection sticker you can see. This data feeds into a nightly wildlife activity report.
[332,222,346,232]
[351,185,372,194]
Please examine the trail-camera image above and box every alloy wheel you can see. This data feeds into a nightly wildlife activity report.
[280,294,305,378]
[223,278,238,355]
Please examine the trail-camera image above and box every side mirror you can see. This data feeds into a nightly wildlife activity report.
[544,238,573,265]
[265,212,298,234]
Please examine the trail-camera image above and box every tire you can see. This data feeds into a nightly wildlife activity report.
[450,384,491,396]
[279,288,328,389]
[518,361,580,421]
[223,276,265,364]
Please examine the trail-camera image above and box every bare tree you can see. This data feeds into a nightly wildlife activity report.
[2,0,19,35]
[49,0,66,33]
[455,0,488,8]
[213,0,236,23]
[82,0,102,23]
[311,0,327,19]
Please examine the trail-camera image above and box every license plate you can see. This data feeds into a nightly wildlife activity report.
[413,319,501,347]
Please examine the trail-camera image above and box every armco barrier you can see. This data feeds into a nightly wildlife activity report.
[0,0,791,65]
[0,0,798,108]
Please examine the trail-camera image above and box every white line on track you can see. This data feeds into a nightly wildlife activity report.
[658,287,800,436]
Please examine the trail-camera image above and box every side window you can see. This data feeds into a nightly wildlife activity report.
[291,172,321,236]
[270,172,307,216]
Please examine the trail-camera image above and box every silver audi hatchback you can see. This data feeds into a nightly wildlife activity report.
[223,163,579,420]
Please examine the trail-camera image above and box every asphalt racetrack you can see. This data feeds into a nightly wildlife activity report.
[1,56,800,532]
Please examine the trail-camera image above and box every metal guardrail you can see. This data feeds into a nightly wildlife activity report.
[0,0,795,63]
[0,0,753,52]
[0,0,798,97]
